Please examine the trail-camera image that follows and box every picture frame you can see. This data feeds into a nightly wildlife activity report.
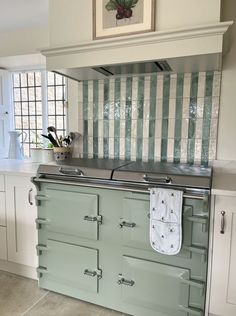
[93,0,155,40]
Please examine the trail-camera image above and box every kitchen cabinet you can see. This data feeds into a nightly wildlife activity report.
[0,174,7,260]
[35,182,209,316]
[210,195,236,316]
[5,175,37,268]
[0,70,11,158]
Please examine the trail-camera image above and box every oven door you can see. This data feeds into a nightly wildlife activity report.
[36,183,99,240]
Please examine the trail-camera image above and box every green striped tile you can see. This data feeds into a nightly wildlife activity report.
[103,79,109,158]
[83,81,88,158]
[125,77,132,160]
[201,72,214,165]
[80,71,219,164]
[114,78,121,158]
[148,74,157,161]
[187,73,199,164]
[161,74,170,161]
[93,80,99,158]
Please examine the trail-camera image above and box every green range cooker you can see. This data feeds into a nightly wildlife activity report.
[32,158,212,316]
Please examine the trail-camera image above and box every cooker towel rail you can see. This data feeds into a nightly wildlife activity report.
[150,188,183,255]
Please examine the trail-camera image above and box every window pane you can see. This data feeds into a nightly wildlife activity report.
[48,116,56,127]
[29,102,36,115]
[48,72,55,85]
[35,72,41,86]
[14,102,21,115]
[21,73,28,87]
[30,117,36,129]
[56,101,64,115]
[56,86,63,100]
[48,101,55,115]
[28,73,35,86]
[22,116,29,129]
[14,88,21,101]
[29,88,35,101]
[36,102,42,115]
[55,74,63,85]
[21,88,28,101]
[13,74,20,87]
[56,116,64,130]
[48,86,55,100]
[35,87,41,100]
[15,116,22,129]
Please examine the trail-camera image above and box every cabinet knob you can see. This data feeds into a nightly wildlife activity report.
[220,211,226,234]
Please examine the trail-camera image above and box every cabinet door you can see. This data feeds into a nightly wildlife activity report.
[6,175,38,267]
[119,256,202,316]
[0,192,6,226]
[0,226,7,260]
[38,239,99,294]
[0,70,11,158]
[210,196,236,316]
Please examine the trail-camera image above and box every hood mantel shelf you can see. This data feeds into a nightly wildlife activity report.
[41,21,233,81]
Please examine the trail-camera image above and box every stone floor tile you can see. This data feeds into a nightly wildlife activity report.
[24,291,123,316]
[0,271,46,316]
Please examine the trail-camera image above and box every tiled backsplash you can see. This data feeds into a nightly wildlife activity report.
[77,71,221,165]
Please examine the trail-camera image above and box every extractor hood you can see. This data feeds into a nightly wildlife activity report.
[41,22,233,81]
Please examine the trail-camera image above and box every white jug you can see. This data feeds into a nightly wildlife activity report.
[8,131,26,159]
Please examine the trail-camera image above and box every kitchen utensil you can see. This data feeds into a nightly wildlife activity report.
[47,126,61,147]
[8,130,27,159]
[41,134,59,147]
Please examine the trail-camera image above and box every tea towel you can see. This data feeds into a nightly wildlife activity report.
[150,188,183,255]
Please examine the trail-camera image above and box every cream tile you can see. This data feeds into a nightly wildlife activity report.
[131,76,138,101]
[109,78,115,102]
[78,82,83,103]
[0,271,46,316]
[120,78,127,102]
[156,76,164,99]
[168,98,176,118]
[155,98,163,119]
[194,139,202,164]
[183,74,191,98]
[197,72,206,98]
[88,81,93,102]
[142,138,149,161]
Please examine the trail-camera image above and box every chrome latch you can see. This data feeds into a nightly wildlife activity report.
[119,220,136,229]
[84,215,102,225]
[84,268,102,279]
[117,274,135,286]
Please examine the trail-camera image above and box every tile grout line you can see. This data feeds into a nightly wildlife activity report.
[20,290,50,316]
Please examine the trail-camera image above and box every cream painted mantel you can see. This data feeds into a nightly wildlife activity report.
[41,21,232,80]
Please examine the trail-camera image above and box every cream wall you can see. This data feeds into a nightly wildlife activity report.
[217,0,236,160]
[49,0,221,47]
[0,28,49,58]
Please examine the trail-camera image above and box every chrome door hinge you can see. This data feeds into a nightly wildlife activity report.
[84,268,102,279]
[84,215,103,225]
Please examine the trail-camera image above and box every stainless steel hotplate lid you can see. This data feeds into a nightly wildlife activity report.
[112,161,212,189]
[37,158,132,180]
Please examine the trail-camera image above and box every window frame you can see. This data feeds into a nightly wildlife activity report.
[11,69,68,157]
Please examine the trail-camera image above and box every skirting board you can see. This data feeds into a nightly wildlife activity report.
[0,259,37,280]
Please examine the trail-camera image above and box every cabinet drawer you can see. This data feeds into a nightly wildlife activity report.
[38,239,99,294]
[0,174,4,191]
[0,226,7,260]
[38,188,99,240]
[119,256,192,316]
[0,192,6,226]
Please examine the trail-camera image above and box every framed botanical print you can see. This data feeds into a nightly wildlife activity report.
[93,0,155,39]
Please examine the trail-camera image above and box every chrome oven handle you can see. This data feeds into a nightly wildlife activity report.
[220,211,226,234]
[59,167,84,176]
[143,174,172,184]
